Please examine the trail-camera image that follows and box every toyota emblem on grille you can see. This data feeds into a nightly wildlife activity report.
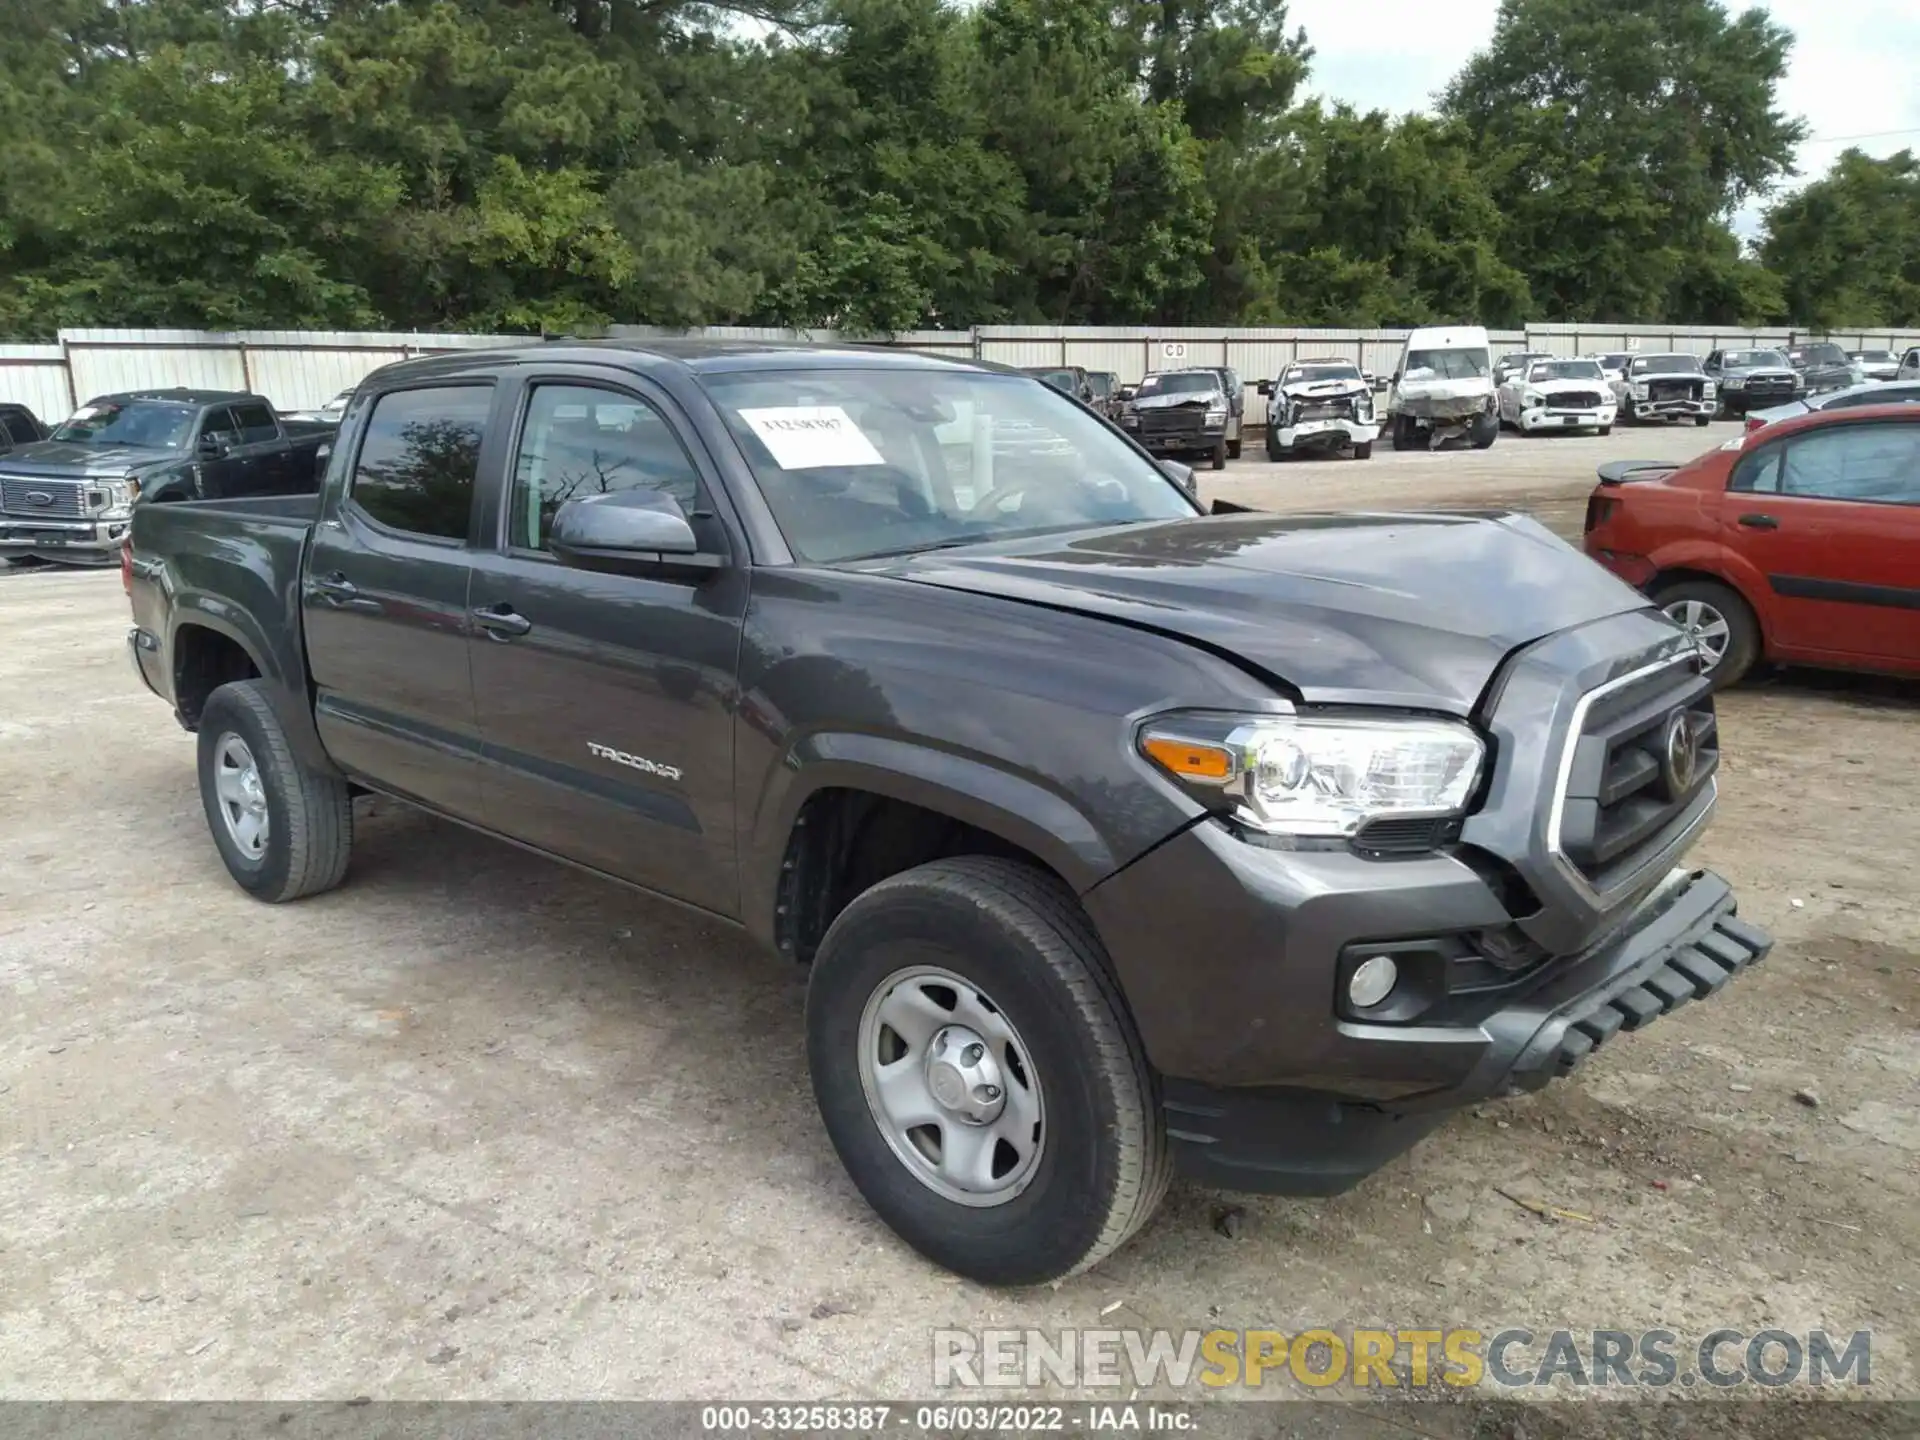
[1663,710,1701,794]
[26,490,53,505]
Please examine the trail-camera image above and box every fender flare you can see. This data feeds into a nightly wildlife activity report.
[743,731,1125,950]
[167,600,338,777]
[1644,543,1772,639]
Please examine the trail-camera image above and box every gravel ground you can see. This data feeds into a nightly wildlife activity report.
[2,417,1915,1407]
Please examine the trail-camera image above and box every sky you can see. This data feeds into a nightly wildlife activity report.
[1289,0,1920,238]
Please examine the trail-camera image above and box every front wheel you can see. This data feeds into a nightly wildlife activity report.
[1352,441,1373,460]
[1265,429,1284,461]
[1622,399,1638,424]
[1598,425,1613,437]
[1210,439,1228,470]
[1695,415,1712,427]
[1470,410,1499,449]
[806,857,1170,1286]
[1227,436,1242,460]
[197,680,353,901]
[1391,415,1422,451]
[1656,579,1760,688]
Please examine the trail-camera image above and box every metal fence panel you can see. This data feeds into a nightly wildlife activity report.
[68,343,248,404]
[0,347,76,420]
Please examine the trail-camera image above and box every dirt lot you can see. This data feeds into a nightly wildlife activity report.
[2,418,1916,1406]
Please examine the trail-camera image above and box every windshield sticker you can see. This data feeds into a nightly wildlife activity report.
[739,406,886,470]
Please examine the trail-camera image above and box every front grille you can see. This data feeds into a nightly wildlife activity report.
[0,475,86,518]
[1137,406,1207,440]
[1647,379,1703,404]
[1549,391,1604,410]
[1292,398,1358,422]
[1556,660,1717,893]
[1743,376,1794,397]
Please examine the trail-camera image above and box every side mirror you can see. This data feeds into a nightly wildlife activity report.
[1256,380,1274,397]
[1157,458,1197,496]
[1117,385,1137,402]
[199,434,232,459]
[550,489,720,579]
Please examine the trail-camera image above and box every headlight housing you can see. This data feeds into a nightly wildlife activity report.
[88,479,138,519]
[1722,376,1745,389]
[1204,404,1227,424]
[1702,382,1716,398]
[1631,383,1650,399]
[1521,389,1545,408]
[1121,411,1138,427]
[1139,710,1485,839]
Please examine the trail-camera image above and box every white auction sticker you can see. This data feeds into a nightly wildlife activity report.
[738,406,886,469]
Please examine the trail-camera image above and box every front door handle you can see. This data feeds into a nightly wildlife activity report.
[1738,513,1780,530]
[472,604,533,640]
[312,572,360,601]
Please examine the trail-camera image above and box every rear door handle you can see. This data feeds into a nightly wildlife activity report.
[1738,513,1780,530]
[472,604,533,640]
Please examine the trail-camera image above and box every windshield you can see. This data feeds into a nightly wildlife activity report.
[702,368,1197,564]
[1528,361,1604,382]
[1136,372,1217,397]
[1086,373,1115,398]
[1021,368,1079,393]
[1851,351,1897,364]
[1404,348,1490,381]
[1630,354,1703,376]
[1596,354,1629,370]
[1287,364,1362,384]
[1725,351,1788,367]
[51,399,198,449]
[1790,345,1848,366]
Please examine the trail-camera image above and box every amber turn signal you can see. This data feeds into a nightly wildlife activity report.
[1140,733,1234,782]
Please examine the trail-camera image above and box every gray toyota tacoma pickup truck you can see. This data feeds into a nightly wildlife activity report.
[125,340,1770,1286]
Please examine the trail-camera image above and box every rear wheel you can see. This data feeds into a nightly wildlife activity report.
[806,857,1170,1286]
[197,680,353,901]
[1656,579,1760,688]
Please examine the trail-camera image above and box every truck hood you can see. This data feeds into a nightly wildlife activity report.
[858,512,1650,714]
[0,441,182,478]
[1129,390,1221,411]
[1524,376,1613,398]
[1280,377,1368,400]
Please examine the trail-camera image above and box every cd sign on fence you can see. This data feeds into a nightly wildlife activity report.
[1161,342,1187,360]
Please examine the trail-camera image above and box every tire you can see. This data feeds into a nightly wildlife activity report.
[806,856,1170,1286]
[1622,399,1638,425]
[1470,410,1498,449]
[1390,415,1421,451]
[1210,439,1227,470]
[1227,436,1242,460]
[1654,579,1760,689]
[197,679,353,902]
[1265,428,1284,461]
[1694,415,1711,427]
[1598,425,1612,437]
[1352,441,1373,460]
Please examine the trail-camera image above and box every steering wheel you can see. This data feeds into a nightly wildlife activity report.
[965,481,1034,519]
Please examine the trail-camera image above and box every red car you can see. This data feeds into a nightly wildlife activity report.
[1583,404,1920,686]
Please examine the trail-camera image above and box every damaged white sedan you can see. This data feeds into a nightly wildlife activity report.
[1496,357,1618,436]
[1259,358,1380,461]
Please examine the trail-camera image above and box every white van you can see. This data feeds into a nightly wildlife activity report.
[1385,326,1499,450]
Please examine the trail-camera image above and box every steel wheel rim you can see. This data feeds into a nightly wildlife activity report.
[1665,598,1732,660]
[856,964,1046,1208]
[213,733,270,859]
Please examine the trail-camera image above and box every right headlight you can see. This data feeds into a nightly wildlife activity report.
[1139,710,1485,838]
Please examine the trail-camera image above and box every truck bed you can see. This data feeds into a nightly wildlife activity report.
[128,494,321,718]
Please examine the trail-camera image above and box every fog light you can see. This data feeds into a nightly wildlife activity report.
[1349,954,1398,1009]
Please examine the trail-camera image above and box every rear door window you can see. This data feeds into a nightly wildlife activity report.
[232,401,279,445]
[348,386,492,541]
[1780,423,1920,505]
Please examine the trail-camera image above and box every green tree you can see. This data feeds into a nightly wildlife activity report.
[1762,149,1920,329]
[1443,0,1804,322]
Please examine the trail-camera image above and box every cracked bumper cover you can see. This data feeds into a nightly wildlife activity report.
[1085,811,1772,1196]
